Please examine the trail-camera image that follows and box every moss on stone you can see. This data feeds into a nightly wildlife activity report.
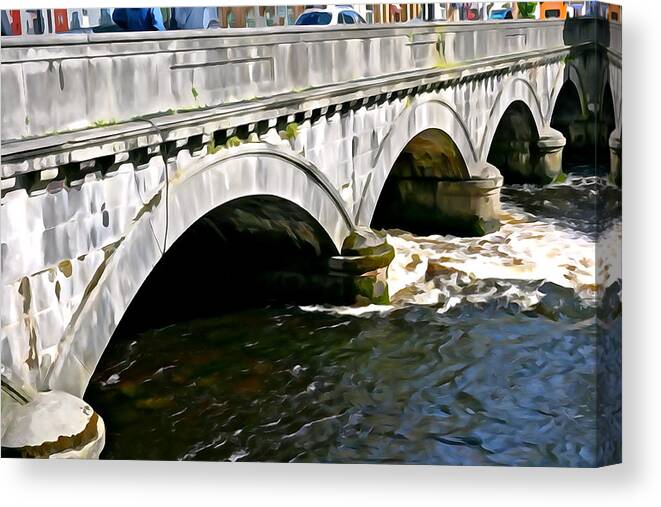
[352,276,390,305]
[207,136,222,154]
[285,122,299,141]
[92,119,118,128]
[226,136,241,148]
[552,172,568,184]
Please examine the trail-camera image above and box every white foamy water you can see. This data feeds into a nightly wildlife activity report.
[303,175,622,316]
[387,209,595,307]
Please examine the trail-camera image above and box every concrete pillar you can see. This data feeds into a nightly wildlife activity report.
[327,227,395,305]
[2,388,105,458]
[535,128,567,183]
[609,130,622,186]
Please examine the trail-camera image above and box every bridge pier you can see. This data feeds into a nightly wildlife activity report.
[327,227,395,305]
[535,128,567,183]
[229,226,395,307]
[488,103,567,185]
[374,174,503,237]
[609,131,622,186]
[374,145,504,238]
[566,116,597,159]
[2,380,105,459]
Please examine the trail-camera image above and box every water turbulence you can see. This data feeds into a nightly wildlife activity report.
[87,165,621,466]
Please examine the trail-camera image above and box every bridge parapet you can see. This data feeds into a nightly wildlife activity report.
[1,19,616,163]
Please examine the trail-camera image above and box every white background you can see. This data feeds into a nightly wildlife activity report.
[1,0,660,505]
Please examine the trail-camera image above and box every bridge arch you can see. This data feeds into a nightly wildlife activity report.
[600,81,617,171]
[486,98,545,183]
[371,127,472,234]
[358,98,476,227]
[479,76,545,163]
[548,64,588,124]
[550,78,585,165]
[600,80,617,134]
[46,145,353,397]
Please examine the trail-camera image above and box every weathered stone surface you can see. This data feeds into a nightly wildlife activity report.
[536,128,567,184]
[375,174,503,237]
[324,226,395,305]
[2,390,105,459]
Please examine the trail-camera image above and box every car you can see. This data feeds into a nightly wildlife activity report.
[489,8,513,20]
[294,6,366,26]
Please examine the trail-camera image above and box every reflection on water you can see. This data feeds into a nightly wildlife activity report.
[87,166,621,466]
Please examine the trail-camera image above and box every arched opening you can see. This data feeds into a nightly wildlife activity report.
[551,80,585,166]
[371,128,485,236]
[83,195,346,459]
[112,195,340,338]
[599,82,616,170]
[487,101,541,184]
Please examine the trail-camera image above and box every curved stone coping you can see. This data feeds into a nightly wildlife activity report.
[437,176,504,195]
[50,415,105,459]
[328,227,395,276]
[538,128,568,150]
[3,16,583,142]
[2,390,104,458]
[183,144,355,233]
[328,243,395,276]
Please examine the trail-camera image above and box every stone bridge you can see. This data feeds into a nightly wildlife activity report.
[1,18,621,457]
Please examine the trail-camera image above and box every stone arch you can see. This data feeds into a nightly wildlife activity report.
[600,78,617,134]
[551,79,584,130]
[479,76,545,163]
[371,127,473,235]
[487,100,541,183]
[550,78,585,165]
[548,64,588,124]
[46,145,353,397]
[604,65,622,133]
[358,98,476,227]
[599,80,617,171]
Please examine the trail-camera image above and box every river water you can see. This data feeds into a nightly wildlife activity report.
[87,165,621,466]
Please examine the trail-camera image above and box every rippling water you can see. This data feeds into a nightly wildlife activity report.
[87,166,621,466]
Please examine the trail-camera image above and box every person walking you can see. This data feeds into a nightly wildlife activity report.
[112,7,166,31]
[169,7,220,29]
